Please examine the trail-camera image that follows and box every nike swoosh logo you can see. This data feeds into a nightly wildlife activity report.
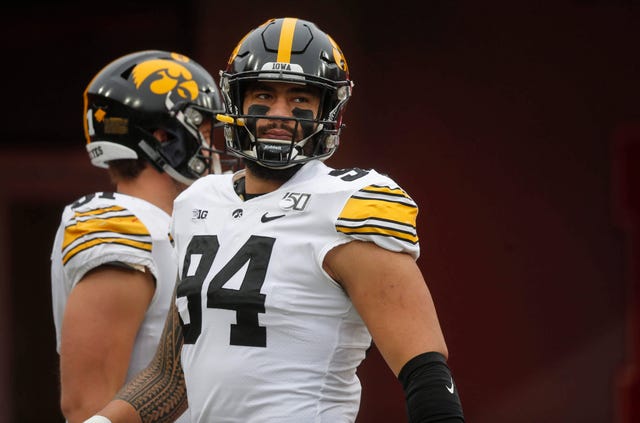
[261,212,285,223]
[446,377,455,394]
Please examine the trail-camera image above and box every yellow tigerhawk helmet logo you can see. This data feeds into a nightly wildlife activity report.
[132,53,199,100]
[327,34,348,73]
[227,31,251,67]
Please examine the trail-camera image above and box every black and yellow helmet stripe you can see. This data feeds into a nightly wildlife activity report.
[276,17,298,63]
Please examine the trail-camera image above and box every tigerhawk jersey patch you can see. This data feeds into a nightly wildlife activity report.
[50,192,181,388]
[170,160,419,422]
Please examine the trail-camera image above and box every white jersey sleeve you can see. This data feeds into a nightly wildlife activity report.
[170,160,419,423]
[50,191,181,386]
[56,194,160,285]
[325,167,419,259]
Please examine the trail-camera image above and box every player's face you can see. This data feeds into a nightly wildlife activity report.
[198,117,212,145]
[243,81,321,142]
[196,117,223,175]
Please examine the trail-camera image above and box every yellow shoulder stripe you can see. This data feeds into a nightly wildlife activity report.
[63,214,150,250]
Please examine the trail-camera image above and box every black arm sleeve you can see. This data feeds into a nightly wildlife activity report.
[398,351,465,423]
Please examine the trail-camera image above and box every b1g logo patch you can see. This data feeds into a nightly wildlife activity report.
[192,208,209,221]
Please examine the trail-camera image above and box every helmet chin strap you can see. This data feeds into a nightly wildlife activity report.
[210,153,223,174]
[137,139,196,185]
[164,165,196,186]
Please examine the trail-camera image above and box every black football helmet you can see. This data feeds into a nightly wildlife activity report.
[84,50,228,184]
[218,17,353,169]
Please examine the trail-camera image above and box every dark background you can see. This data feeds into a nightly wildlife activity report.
[1,0,639,422]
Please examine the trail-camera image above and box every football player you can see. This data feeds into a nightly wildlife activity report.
[51,50,230,423]
[84,18,464,423]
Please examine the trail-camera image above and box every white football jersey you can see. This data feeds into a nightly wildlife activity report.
[171,160,419,422]
[51,191,190,423]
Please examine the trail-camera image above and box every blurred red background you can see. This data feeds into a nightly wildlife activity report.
[1,1,639,422]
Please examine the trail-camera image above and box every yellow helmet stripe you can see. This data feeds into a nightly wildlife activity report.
[277,17,298,63]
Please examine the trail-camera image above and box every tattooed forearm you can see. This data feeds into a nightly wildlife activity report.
[115,290,188,422]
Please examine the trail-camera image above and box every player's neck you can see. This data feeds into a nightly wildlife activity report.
[117,166,182,215]
[243,167,286,195]
[242,161,303,196]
